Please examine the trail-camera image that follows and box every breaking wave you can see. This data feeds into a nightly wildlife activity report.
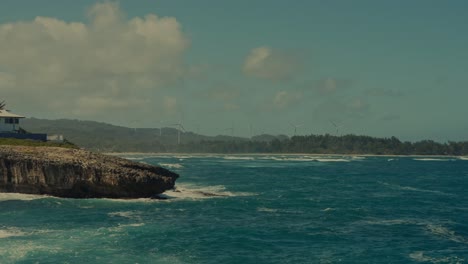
[160,183,257,200]
[159,163,184,169]
[413,158,454,162]
[0,193,49,201]
[378,182,451,196]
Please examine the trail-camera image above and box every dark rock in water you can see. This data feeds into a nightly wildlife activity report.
[0,146,179,198]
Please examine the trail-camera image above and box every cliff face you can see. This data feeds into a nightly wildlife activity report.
[0,146,178,198]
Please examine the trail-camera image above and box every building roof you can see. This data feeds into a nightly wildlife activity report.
[0,109,25,118]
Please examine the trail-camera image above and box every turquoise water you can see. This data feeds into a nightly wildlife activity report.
[1,155,467,263]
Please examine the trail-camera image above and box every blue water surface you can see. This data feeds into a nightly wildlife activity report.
[0,155,467,263]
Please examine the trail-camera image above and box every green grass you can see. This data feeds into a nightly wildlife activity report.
[0,138,79,149]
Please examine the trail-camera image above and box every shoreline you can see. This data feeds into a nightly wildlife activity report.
[104,152,468,158]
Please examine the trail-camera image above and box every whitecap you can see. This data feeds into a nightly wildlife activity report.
[257,207,278,213]
[108,211,142,220]
[159,163,184,169]
[378,182,451,196]
[0,228,26,239]
[315,158,350,162]
[426,224,468,244]
[222,156,256,160]
[358,218,417,226]
[413,158,452,161]
[321,208,335,212]
[409,251,465,263]
[0,192,49,201]
[161,183,257,200]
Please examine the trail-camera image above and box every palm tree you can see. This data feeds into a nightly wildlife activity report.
[0,100,5,110]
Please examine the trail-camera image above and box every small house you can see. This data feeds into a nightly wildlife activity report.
[0,109,24,133]
[0,109,47,141]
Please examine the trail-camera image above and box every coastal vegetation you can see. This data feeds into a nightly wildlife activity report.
[20,118,468,155]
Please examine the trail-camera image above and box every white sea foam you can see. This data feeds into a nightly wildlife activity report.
[321,208,335,212]
[159,163,184,169]
[222,156,256,160]
[0,192,49,201]
[409,251,465,263]
[378,182,451,196]
[359,218,417,226]
[0,228,26,239]
[161,183,256,200]
[108,211,142,220]
[257,207,278,213]
[315,158,350,162]
[426,224,468,244]
[413,158,453,161]
[458,156,468,160]
[0,241,55,262]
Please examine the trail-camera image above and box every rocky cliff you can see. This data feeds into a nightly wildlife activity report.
[0,146,178,198]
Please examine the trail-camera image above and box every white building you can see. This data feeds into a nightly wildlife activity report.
[0,109,25,133]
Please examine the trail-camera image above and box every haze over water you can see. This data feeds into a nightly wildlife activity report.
[1,155,467,263]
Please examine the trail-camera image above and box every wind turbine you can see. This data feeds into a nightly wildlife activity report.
[289,122,303,136]
[171,122,186,144]
[329,120,343,136]
[157,120,164,136]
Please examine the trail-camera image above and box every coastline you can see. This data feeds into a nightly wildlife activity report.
[104,152,468,158]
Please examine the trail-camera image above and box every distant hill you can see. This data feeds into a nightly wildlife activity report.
[21,118,286,152]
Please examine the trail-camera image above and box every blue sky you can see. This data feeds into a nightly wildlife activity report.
[1,0,467,141]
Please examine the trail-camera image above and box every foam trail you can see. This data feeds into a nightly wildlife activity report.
[413,158,453,161]
[426,224,468,244]
[160,183,257,200]
[0,228,26,239]
[378,182,451,196]
[0,193,49,201]
[409,251,465,263]
[222,156,256,160]
[159,163,184,169]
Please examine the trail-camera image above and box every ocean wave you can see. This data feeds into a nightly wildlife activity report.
[458,156,468,160]
[108,211,143,221]
[222,156,256,160]
[426,224,468,244]
[0,241,55,263]
[409,251,465,263]
[159,163,184,169]
[257,207,278,213]
[160,183,257,200]
[0,192,49,201]
[315,158,350,162]
[378,182,452,196]
[359,218,417,226]
[258,156,352,162]
[0,228,26,239]
[413,158,454,162]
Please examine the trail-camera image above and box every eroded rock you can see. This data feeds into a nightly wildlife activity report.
[0,146,178,198]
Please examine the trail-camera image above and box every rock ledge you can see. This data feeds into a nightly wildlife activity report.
[0,146,178,198]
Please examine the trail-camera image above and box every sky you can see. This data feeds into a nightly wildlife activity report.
[1,0,468,141]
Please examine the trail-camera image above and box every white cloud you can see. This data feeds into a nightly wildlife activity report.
[0,2,188,119]
[243,46,298,82]
[272,90,302,109]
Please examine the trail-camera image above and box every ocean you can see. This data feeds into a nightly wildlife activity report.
[1,154,467,263]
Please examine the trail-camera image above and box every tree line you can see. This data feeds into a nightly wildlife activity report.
[171,134,468,155]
